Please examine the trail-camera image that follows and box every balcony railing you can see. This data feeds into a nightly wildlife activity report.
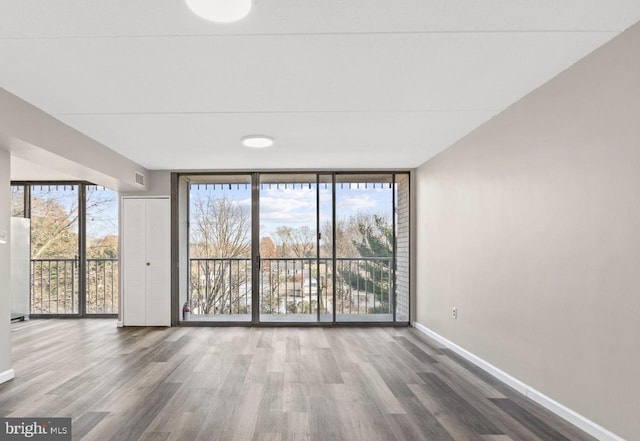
[86,258,119,314]
[189,257,393,317]
[30,258,118,315]
[190,258,252,316]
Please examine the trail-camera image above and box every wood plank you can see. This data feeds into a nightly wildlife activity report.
[489,398,573,441]
[0,320,599,441]
[418,373,503,435]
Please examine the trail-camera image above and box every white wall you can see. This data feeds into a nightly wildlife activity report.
[0,148,14,383]
[415,22,640,440]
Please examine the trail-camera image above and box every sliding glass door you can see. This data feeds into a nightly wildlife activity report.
[258,174,321,323]
[187,175,253,322]
[180,172,409,325]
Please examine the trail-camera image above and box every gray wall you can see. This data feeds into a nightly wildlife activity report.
[120,170,171,198]
[0,148,13,379]
[415,22,640,440]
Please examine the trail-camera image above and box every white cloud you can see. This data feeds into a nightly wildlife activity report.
[337,194,378,210]
[259,189,317,233]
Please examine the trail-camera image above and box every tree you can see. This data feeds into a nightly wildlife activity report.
[189,195,252,315]
[30,193,79,259]
[190,195,251,258]
[258,236,279,313]
[30,185,118,259]
[323,218,360,258]
[353,214,393,259]
[259,236,277,258]
[259,235,277,273]
[29,185,119,314]
[273,225,315,257]
[87,235,119,259]
[352,214,393,313]
[330,213,393,314]
[10,186,25,217]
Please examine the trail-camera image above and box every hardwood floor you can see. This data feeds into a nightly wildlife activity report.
[0,320,596,441]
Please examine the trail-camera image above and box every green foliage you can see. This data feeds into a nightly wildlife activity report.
[352,215,393,258]
[344,214,393,314]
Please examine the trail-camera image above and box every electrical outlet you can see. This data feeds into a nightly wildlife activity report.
[452,307,458,319]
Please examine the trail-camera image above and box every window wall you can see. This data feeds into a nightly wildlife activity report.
[178,172,410,325]
[335,175,395,321]
[30,184,80,314]
[86,185,119,314]
[11,182,119,316]
[188,175,252,322]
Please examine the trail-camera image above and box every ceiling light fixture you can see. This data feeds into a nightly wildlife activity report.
[185,0,252,23]
[241,135,274,148]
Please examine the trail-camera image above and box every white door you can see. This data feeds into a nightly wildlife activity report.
[145,198,171,326]
[123,198,146,326]
[122,197,170,326]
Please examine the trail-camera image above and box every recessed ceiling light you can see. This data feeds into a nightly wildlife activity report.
[241,136,274,148]
[185,0,252,23]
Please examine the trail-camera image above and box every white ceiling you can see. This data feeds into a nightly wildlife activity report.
[1,1,639,170]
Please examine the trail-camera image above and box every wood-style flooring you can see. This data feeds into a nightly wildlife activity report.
[0,320,596,441]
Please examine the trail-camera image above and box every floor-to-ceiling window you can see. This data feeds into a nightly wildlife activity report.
[335,174,395,322]
[10,182,119,317]
[30,184,80,314]
[85,185,119,314]
[178,171,410,325]
[187,175,253,322]
[259,174,322,323]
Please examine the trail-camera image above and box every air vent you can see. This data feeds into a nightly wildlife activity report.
[134,171,145,187]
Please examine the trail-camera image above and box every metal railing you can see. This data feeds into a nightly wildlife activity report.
[259,257,324,315]
[86,258,119,314]
[335,257,393,315]
[188,257,393,316]
[31,258,78,314]
[190,258,252,315]
[30,258,119,315]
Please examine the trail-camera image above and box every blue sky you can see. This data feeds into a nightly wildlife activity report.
[189,182,393,239]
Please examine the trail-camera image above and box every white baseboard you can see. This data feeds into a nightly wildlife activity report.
[116,321,123,328]
[0,369,15,384]
[413,322,625,441]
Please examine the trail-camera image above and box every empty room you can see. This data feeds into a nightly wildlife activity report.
[1,1,639,440]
